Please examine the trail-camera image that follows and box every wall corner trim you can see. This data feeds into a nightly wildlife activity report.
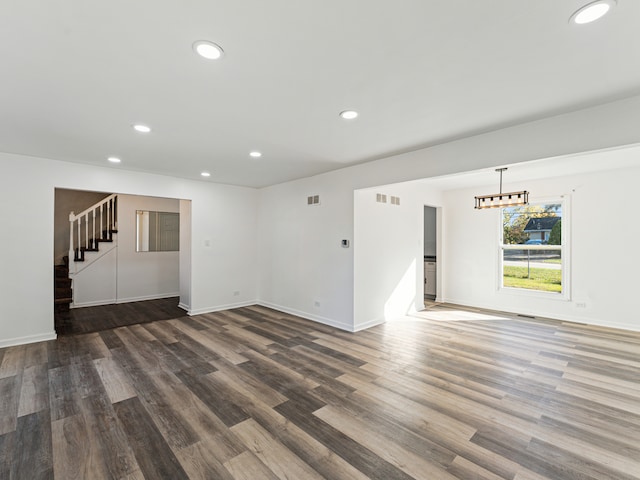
[187,300,257,316]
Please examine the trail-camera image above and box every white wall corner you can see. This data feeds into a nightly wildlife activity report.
[257,301,355,332]
[188,300,258,317]
[353,317,386,332]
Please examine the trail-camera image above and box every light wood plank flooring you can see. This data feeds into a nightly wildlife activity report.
[2,303,640,479]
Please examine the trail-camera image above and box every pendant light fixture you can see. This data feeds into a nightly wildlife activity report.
[474,168,529,209]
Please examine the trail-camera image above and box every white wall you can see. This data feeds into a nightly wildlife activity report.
[3,94,640,346]
[179,199,192,312]
[257,174,356,330]
[258,94,640,332]
[116,194,180,304]
[441,164,640,332]
[71,193,182,307]
[0,152,258,347]
[72,248,117,307]
[354,183,443,330]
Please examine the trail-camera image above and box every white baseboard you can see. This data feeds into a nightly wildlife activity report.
[72,292,180,309]
[178,302,190,312]
[71,299,116,308]
[115,293,180,304]
[256,301,355,332]
[353,317,386,332]
[187,300,256,316]
[0,332,57,348]
[440,297,640,333]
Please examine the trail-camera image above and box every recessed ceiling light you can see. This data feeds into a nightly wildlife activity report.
[249,151,262,158]
[193,41,224,60]
[340,110,358,120]
[570,0,616,24]
[201,171,211,177]
[133,124,151,133]
[107,157,121,163]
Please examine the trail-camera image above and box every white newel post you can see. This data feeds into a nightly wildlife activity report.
[106,200,111,236]
[69,211,75,263]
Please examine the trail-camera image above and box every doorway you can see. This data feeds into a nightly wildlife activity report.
[424,206,437,301]
[53,189,189,333]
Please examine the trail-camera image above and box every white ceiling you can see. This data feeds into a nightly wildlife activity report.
[1,1,639,188]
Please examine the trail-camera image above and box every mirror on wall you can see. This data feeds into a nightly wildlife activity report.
[136,210,180,252]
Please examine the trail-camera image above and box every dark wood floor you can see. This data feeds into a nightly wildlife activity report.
[55,297,185,335]
[3,303,640,479]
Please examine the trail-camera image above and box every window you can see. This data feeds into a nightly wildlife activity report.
[136,210,180,252]
[500,201,566,295]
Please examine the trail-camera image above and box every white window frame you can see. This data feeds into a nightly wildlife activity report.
[498,195,571,301]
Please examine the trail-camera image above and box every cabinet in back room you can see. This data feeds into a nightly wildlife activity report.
[424,257,436,297]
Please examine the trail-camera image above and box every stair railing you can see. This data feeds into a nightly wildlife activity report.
[69,194,118,262]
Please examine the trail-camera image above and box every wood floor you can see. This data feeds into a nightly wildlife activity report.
[2,303,640,479]
[54,297,185,335]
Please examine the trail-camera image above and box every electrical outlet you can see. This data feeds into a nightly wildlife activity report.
[576,302,586,308]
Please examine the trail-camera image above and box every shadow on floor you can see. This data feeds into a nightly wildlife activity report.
[55,297,186,335]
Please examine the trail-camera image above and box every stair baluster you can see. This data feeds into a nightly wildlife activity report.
[69,193,118,266]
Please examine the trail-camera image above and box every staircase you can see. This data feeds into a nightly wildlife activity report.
[57,194,118,310]
[68,194,118,270]
[72,227,118,262]
[54,256,72,312]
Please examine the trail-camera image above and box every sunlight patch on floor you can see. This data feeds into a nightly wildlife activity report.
[409,309,512,322]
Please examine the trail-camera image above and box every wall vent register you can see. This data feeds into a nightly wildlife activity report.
[377,193,400,205]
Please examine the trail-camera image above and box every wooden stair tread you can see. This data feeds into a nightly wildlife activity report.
[55,266,69,277]
[55,260,72,306]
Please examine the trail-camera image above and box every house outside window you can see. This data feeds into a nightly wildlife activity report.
[500,200,567,297]
[523,216,560,243]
